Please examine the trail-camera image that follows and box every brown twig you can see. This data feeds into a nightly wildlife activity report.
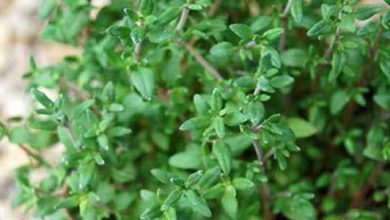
[19,144,51,168]
[59,77,100,114]
[341,26,383,126]
[350,162,385,208]
[176,6,190,31]
[133,42,142,62]
[311,8,343,91]
[59,78,90,101]
[208,0,222,16]
[178,40,223,81]
[278,0,293,52]
[174,1,223,81]
[252,139,274,220]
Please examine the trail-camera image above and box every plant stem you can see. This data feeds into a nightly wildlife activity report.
[311,8,343,91]
[278,0,293,51]
[282,0,294,17]
[174,3,223,81]
[178,40,223,81]
[19,144,51,168]
[133,42,142,62]
[208,0,222,16]
[252,139,274,220]
[350,162,385,208]
[341,26,383,126]
[176,6,190,31]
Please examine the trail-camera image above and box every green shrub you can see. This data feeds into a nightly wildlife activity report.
[1,0,390,219]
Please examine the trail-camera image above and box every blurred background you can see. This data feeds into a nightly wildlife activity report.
[0,0,107,219]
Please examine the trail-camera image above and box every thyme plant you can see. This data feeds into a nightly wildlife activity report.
[1,0,390,219]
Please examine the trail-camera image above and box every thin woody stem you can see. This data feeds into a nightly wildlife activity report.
[252,138,274,220]
[133,42,142,62]
[175,2,223,81]
[180,41,223,81]
[350,162,385,208]
[176,6,190,31]
[278,0,293,51]
[19,144,51,168]
[208,0,222,16]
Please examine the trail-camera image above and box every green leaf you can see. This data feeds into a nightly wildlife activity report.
[275,150,287,170]
[307,20,332,36]
[72,99,95,118]
[179,117,210,132]
[194,94,209,115]
[169,147,202,169]
[203,183,225,199]
[161,188,182,211]
[213,117,225,138]
[131,26,145,44]
[32,88,54,109]
[262,47,281,68]
[151,169,174,184]
[291,0,303,23]
[97,134,109,151]
[157,7,181,26]
[330,90,350,115]
[188,4,203,11]
[379,60,390,82]
[224,111,247,126]
[244,101,265,125]
[281,48,309,67]
[287,117,317,138]
[374,94,390,110]
[79,162,94,189]
[329,51,346,81]
[197,166,221,189]
[164,207,177,220]
[94,153,105,165]
[38,0,57,19]
[210,42,234,57]
[211,88,223,111]
[355,4,383,20]
[101,81,115,102]
[251,16,272,32]
[270,75,294,89]
[29,118,57,131]
[54,196,80,210]
[131,68,155,100]
[222,185,237,219]
[108,103,124,112]
[107,126,132,137]
[262,28,283,40]
[184,190,212,217]
[139,0,154,15]
[283,195,317,220]
[232,178,254,190]
[57,126,75,149]
[363,125,385,160]
[185,170,204,188]
[212,141,232,174]
[229,23,253,41]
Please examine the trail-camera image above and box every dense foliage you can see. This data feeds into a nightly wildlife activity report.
[1,0,390,219]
